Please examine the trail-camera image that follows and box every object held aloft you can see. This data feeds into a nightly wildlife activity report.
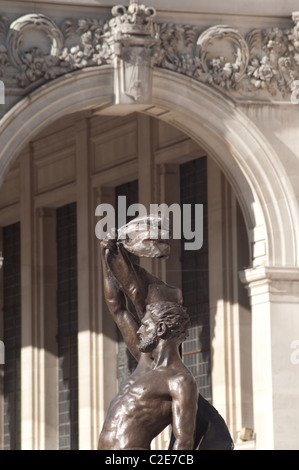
[117,214,170,258]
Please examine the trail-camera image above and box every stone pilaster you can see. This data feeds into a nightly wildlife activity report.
[241,266,299,449]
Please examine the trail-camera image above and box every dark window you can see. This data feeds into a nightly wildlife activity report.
[180,157,212,402]
[56,203,78,450]
[115,181,139,386]
[3,222,21,450]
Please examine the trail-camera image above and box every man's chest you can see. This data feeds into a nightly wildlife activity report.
[120,370,170,403]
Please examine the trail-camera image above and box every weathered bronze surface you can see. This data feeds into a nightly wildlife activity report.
[98,228,234,450]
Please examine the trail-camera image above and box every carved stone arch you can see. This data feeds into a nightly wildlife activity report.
[0,66,298,269]
[151,70,299,268]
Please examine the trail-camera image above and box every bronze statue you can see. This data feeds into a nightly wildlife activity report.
[98,218,234,450]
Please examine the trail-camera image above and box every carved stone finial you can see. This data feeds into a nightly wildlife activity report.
[109,2,157,44]
[108,2,159,105]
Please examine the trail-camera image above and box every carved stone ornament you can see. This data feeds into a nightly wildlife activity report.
[7,14,64,68]
[197,25,250,87]
[0,4,298,104]
[107,1,160,104]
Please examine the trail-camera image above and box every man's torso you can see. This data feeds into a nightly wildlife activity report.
[98,363,178,450]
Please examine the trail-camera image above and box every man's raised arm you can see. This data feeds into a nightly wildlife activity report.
[102,239,147,318]
[101,239,141,361]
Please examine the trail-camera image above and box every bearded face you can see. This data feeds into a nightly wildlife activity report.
[137,314,159,353]
[138,330,158,353]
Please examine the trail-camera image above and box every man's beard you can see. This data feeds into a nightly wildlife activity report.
[138,332,158,353]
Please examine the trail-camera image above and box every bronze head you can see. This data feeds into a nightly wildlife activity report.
[138,301,189,353]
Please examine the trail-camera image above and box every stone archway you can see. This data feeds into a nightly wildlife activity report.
[0,66,298,269]
[150,69,299,270]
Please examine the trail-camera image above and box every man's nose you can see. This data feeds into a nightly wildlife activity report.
[137,326,142,336]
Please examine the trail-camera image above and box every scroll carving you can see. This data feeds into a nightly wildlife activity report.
[197,25,250,88]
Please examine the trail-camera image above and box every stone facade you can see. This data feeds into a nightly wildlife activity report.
[0,0,298,451]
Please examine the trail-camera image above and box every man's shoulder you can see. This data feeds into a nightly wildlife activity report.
[168,368,197,395]
[172,369,197,384]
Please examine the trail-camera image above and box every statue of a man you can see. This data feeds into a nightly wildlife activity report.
[98,239,198,450]
[98,230,234,450]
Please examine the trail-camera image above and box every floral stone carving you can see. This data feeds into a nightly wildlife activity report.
[0,4,298,104]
